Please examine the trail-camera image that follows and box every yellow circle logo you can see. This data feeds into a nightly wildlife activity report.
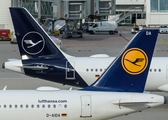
[121,48,148,75]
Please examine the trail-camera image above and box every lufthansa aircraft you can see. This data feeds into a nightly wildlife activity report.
[3,7,168,92]
[0,7,165,120]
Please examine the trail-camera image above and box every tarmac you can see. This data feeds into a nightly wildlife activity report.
[0,26,168,120]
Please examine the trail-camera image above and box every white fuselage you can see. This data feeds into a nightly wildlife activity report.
[0,89,164,120]
[4,57,168,92]
[72,57,168,91]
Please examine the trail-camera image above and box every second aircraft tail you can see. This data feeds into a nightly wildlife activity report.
[10,7,71,59]
[83,29,159,92]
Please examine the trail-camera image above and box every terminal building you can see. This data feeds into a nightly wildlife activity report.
[1,0,168,31]
[146,0,168,26]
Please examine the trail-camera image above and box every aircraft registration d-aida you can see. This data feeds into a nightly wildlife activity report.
[0,7,166,120]
[3,7,168,92]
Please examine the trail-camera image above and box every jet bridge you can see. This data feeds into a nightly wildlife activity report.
[42,18,66,35]
[117,11,145,24]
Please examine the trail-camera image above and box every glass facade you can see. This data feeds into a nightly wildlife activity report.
[160,0,168,12]
[14,0,53,17]
[151,0,168,12]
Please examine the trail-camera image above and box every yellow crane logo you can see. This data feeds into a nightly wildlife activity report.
[121,48,148,75]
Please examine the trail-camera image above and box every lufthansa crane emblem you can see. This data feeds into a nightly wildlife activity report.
[22,31,45,55]
[121,48,148,75]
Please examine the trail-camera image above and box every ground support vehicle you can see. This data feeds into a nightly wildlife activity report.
[88,21,118,34]
[0,29,11,41]
[159,25,168,33]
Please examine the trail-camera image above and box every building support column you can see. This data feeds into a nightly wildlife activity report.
[38,0,41,22]
[111,0,116,15]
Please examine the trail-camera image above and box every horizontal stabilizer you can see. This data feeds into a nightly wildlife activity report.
[113,100,157,106]
[3,86,7,90]
[157,84,168,92]
[22,65,48,70]
[115,102,149,106]
[36,86,60,91]
[7,59,20,61]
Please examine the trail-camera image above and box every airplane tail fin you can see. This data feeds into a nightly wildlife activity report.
[83,29,158,92]
[9,7,70,59]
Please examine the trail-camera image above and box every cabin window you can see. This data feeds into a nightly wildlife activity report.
[26,105,29,108]
[64,104,67,108]
[20,105,23,108]
[53,104,56,108]
[91,69,93,72]
[150,69,152,72]
[58,104,62,108]
[95,69,98,72]
[37,105,40,108]
[86,69,89,72]
[48,105,50,108]
[159,69,161,72]
[4,105,6,108]
[14,105,17,108]
[9,105,12,108]
[154,69,156,72]
[100,69,102,72]
[0,104,62,109]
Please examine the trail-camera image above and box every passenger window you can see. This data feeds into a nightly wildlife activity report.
[64,104,67,108]
[100,69,102,72]
[15,105,17,108]
[159,69,161,72]
[42,105,45,108]
[20,105,23,108]
[95,69,98,72]
[91,69,93,72]
[58,104,62,108]
[26,105,28,108]
[9,105,12,108]
[154,69,156,72]
[37,105,40,108]
[150,69,152,72]
[4,105,6,108]
[31,105,34,108]
[53,105,56,108]
[48,105,50,108]
[86,69,89,72]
